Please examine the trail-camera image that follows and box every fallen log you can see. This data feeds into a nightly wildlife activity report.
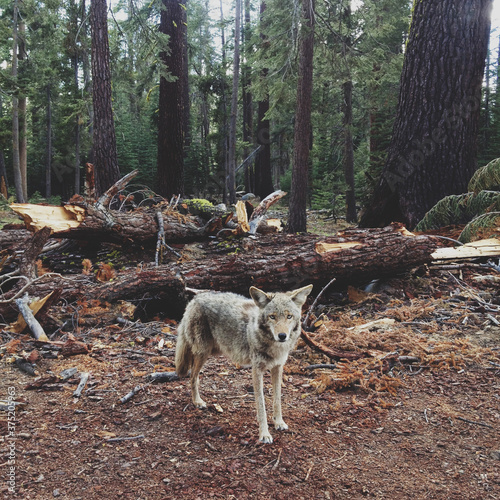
[0,224,438,322]
[177,224,439,294]
[10,169,285,245]
[10,202,206,244]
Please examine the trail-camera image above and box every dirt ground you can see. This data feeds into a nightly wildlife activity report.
[1,220,499,499]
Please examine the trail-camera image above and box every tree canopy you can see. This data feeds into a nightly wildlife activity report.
[0,0,496,230]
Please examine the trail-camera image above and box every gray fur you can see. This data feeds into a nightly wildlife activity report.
[175,285,313,443]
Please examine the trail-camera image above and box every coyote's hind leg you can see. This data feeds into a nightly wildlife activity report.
[190,354,209,409]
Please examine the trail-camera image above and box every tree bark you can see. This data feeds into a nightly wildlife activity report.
[253,1,274,199]
[343,79,356,223]
[288,0,315,233]
[11,0,25,203]
[0,224,439,323]
[10,202,206,243]
[242,0,254,193]
[19,19,28,201]
[227,0,241,205]
[157,0,187,198]
[360,0,492,229]
[45,85,52,198]
[90,0,121,196]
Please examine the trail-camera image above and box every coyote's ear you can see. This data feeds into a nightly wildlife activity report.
[289,284,313,307]
[249,286,272,308]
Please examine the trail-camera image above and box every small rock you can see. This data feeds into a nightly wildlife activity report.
[53,489,60,497]
[205,425,224,436]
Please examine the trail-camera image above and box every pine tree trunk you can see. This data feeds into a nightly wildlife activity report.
[253,2,274,199]
[0,95,7,195]
[19,19,28,201]
[90,0,121,196]
[45,86,52,198]
[227,0,241,205]
[11,0,24,203]
[73,53,81,195]
[343,80,356,223]
[242,0,254,193]
[288,0,314,233]
[360,0,492,229]
[157,0,187,199]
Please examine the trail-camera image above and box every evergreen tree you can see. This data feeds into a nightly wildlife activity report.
[227,0,241,204]
[288,0,314,233]
[157,0,188,198]
[253,1,274,199]
[360,0,493,229]
[91,0,121,195]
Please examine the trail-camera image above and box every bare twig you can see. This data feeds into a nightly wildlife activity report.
[0,272,90,304]
[147,372,179,383]
[105,434,145,443]
[96,169,139,209]
[486,314,500,326]
[73,372,90,398]
[119,384,146,404]
[398,356,420,364]
[302,277,336,329]
[155,210,166,266]
[457,416,493,429]
[15,294,49,341]
[306,364,337,370]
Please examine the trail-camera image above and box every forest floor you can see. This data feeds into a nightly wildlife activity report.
[0,213,499,499]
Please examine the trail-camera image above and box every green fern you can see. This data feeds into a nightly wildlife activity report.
[415,191,499,231]
[468,157,500,194]
[458,212,500,243]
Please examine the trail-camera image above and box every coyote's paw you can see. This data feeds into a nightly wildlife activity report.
[193,399,207,409]
[274,420,288,431]
[259,433,273,444]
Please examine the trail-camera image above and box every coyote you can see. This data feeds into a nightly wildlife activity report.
[175,285,313,443]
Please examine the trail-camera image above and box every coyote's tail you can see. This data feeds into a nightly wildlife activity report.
[175,324,193,378]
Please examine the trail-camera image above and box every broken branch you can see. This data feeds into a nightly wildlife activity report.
[14,295,49,341]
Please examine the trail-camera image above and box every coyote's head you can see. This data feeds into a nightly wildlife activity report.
[249,285,313,343]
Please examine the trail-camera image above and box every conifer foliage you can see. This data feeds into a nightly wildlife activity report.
[0,0,495,233]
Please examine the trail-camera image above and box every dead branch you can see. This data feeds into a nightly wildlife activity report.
[119,384,145,404]
[17,227,51,279]
[300,328,366,361]
[73,372,90,398]
[105,434,145,443]
[248,190,286,234]
[147,372,180,383]
[96,169,139,209]
[302,277,336,329]
[457,416,494,429]
[306,364,337,370]
[14,295,49,341]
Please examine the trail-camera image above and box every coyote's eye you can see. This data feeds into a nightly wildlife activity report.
[287,314,292,319]
[269,314,276,320]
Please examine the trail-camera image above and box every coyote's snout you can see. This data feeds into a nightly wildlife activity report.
[175,284,313,443]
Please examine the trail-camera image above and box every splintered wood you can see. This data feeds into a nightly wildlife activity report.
[10,203,86,233]
[315,241,362,254]
[431,238,500,261]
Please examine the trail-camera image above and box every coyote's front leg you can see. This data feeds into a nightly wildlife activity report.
[252,366,272,443]
[271,364,288,431]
